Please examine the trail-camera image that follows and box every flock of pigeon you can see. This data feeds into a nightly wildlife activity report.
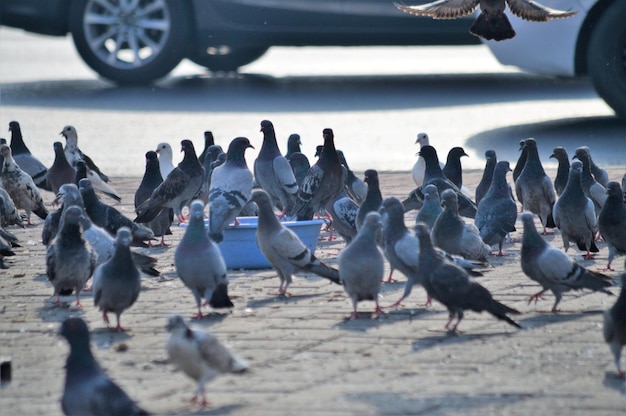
[1,119,625,414]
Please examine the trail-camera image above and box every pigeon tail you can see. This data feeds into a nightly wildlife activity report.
[306,256,341,285]
[470,11,515,41]
[465,284,521,328]
[209,283,234,309]
[576,268,614,293]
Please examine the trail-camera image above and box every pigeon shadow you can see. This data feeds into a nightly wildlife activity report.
[184,312,230,329]
[245,292,325,309]
[411,329,517,353]
[90,327,132,347]
[602,373,626,395]
[36,302,85,323]
[181,403,247,415]
[334,307,433,332]
[517,310,599,330]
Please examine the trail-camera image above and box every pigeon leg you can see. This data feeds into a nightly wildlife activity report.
[75,293,82,308]
[193,308,204,320]
[383,295,405,309]
[598,262,615,272]
[350,310,359,320]
[373,301,386,318]
[102,311,110,325]
[550,293,563,314]
[528,290,547,305]
[113,314,127,332]
[583,250,595,260]
[383,269,396,283]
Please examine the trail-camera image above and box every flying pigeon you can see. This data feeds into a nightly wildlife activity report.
[598,182,626,271]
[8,121,49,191]
[134,151,172,246]
[60,125,109,182]
[197,130,216,166]
[549,146,570,197]
[165,314,248,407]
[285,133,311,187]
[520,212,612,312]
[254,120,299,216]
[0,144,48,224]
[475,149,497,205]
[395,0,578,42]
[573,147,607,214]
[47,141,76,197]
[514,138,556,234]
[338,211,385,319]
[415,223,521,332]
[250,190,341,295]
[208,137,255,243]
[337,150,367,205]
[442,146,469,189]
[432,189,492,262]
[176,200,233,318]
[325,190,358,244]
[416,184,443,230]
[92,227,142,331]
[290,128,348,220]
[45,205,97,306]
[356,169,383,230]
[155,142,175,180]
[603,265,626,379]
[58,317,150,415]
[0,188,25,228]
[135,140,204,224]
[553,160,599,259]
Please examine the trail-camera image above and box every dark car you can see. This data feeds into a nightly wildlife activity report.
[0,0,478,84]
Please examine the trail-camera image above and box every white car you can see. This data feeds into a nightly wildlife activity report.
[483,0,625,120]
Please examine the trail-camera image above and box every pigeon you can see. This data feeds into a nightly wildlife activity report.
[135,140,204,224]
[520,212,612,312]
[395,0,578,41]
[203,145,226,191]
[93,227,142,331]
[603,265,626,379]
[42,183,85,247]
[432,189,492,262]
[134,151,172,246]
[0,188,24,228]
[80,178,154,246]
[419,145,477,218]
[514,138,556,233]
[290,128,348,221]
[356,169,383,230]
[0,230,16,269]
[47,141,76,197]
[176,200,233,318]
[573,147,607,214]
[475,161,517,256]
[553,160,599,259]
[598,182,626,271]
[475,149,497,205]
[208,137,255,243]
[325,190,358,244]
[338,150,367,205]
[250,190,341,295]
[580,146,609,187]
[45,205,97,306]
[549,146,570,197]
[411,132,441,187]
[338,211,385,319]
[165,314,248,407]
[0,144,48,224]
[285,133,311,187]
[86,165,121,202]
[156,142,175,180]
[442,146,469,189]
[254,120,299,216]
[197,131,216,166]
[58,317,150,416]
[8,121,49,190]
[414,223,521,332]
[416,184,443,230]
[60,125,109,182]
[512,138,528,183]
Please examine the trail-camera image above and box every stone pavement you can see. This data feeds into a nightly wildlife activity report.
[1,170,625,416]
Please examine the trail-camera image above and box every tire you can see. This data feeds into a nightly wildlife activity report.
[69,0,191,85]
[189,46,269,72]
[586,2,626,120]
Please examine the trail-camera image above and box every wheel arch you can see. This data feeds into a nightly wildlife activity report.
[574,0,619,76]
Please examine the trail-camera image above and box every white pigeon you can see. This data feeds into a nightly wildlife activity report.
[166,314,248,407]
[411,132,432,187]
[156,142,175,179]
[60,125,109,182]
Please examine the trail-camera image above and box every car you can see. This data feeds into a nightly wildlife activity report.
[0,0,478,85]
[483,0,626,120]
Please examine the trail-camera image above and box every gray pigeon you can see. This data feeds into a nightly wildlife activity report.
[573,147,607,214]
[285,133,310,187]
[442,146,469,189]
[47,141,76,197]
[0,188,24,228]
[338,211,385,319]
[0,230,16,269]
[415,223,521,332]
[197,144,226,205]
[58,317,150,416]
[197,130,216,166]
[549,146,570,197]
[432,189,492,262]
[254,120,298,215]
[8,121,50,191]
[356,169,383,231]
[135,140,204,224]
[45,206,97,306]
[290,128,348,221]
[598,182,626,271]
[250,190,341,295]
[0,144,48,224]
[134,151,172,246]
[512,138,528,183]
[60,125,109,182]
[165,314,248,407]
[520,212,612,312]
[337,150,367,205]
[395,0,577,41]
[475,161,517,256]
[475,149,497,205]
[208,137,255,243]
[416,184,442,230]
[514,138,556,234]
[553,160,599,259]
[603,266,626,379]
[325,190,358,244]
[581,146,609,187]
[155,142,175,180]
[175,200,233,319]
[92,227,142,331]
[42,183,84,247]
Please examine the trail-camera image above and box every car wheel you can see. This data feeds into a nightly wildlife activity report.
[189,46,269,72]
[586,2,626,120]
[69,0,191,85]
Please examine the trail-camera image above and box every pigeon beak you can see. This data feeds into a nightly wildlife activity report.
[549,153,555,159]
[248,144,255,150]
